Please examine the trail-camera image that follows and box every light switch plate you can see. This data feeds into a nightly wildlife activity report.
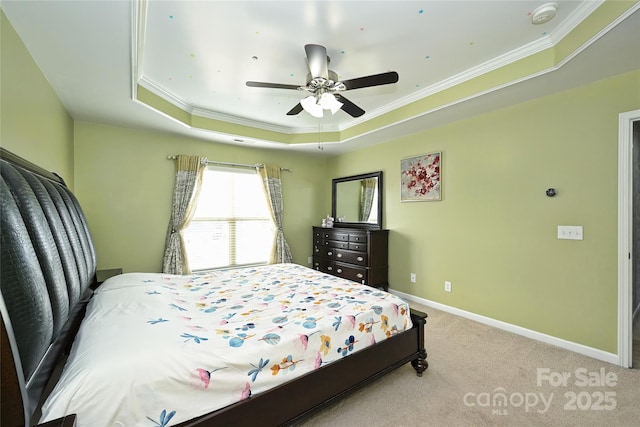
[557,225,583,240]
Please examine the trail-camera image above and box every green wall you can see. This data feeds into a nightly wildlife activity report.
[329,70,640,353]
[73,122,329,273]
[1,11,74,185]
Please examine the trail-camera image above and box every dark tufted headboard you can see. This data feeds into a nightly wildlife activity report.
[0,148,97,426]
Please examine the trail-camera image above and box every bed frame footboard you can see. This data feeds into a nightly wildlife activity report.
[178,309,427,426]
[410,309,428,376]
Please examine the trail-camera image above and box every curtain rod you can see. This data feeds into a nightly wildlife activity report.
[167,156,291,172]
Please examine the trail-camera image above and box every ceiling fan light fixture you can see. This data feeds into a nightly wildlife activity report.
[301,95,324,118]
[319,92,343,115]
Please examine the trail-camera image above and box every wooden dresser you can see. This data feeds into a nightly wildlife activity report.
[312,226,389,291]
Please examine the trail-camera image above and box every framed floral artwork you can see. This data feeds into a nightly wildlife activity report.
[400,151,441,202]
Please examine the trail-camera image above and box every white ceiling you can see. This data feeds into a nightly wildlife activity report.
[3,1,640,155]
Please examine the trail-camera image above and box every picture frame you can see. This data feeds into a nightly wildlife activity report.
[400,151,441,202]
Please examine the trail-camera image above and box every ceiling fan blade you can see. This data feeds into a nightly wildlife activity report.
[246,81,301,90]
[340,71,399,90]
[286,103,304,115]
[305,44,328,79]
[334,94,365,117]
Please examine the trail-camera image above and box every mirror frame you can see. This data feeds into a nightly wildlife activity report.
[331,171,383,229]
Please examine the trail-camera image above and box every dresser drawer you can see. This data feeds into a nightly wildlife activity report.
[320,229,347,241]
[334,262,367,284]
[325,240,349,249]
[313,257,334,274]
[314,238,347,248]
[335,249,367,266]
[314,246,337,259]
[348,241,366,251]
[348,233,367,243]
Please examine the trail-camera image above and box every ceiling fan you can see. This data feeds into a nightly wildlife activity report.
[246,44,399,118]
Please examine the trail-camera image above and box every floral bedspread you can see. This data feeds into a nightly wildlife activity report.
[40,263,412,426]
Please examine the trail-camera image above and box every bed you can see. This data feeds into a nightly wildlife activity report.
[0,147,427,427]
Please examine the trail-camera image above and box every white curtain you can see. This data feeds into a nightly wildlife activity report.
[258,164,293,264]
[162,155,206,274]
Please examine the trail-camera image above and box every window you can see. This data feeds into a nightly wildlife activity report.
[182,166,274,270]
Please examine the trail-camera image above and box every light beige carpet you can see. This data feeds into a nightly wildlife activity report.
[297,304,640,427]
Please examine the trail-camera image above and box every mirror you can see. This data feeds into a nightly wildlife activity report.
[332,171,383,229]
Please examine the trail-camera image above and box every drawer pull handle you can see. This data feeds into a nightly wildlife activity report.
[327,251,333,256]
[337,253,342,258]
[356,273,363,279]
[315,248,319,253]
[337,269,342,273]
[357,256,364,262]
[328,266,333,271]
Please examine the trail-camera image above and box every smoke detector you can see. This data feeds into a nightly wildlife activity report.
[531,2,558,25]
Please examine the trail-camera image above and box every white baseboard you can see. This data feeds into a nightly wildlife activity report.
[390,289,620,366]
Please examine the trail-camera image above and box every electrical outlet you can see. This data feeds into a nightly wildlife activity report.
[410,273,416,283]
[445,281,452,292]
[308,256,313,264]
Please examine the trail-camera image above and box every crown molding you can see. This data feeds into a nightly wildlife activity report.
[548,0,605,45]
[379,0,604,117]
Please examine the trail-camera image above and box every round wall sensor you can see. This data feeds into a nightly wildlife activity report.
[531,2,558,25]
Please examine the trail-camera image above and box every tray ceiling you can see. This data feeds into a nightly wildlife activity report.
[3,1,640,154]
